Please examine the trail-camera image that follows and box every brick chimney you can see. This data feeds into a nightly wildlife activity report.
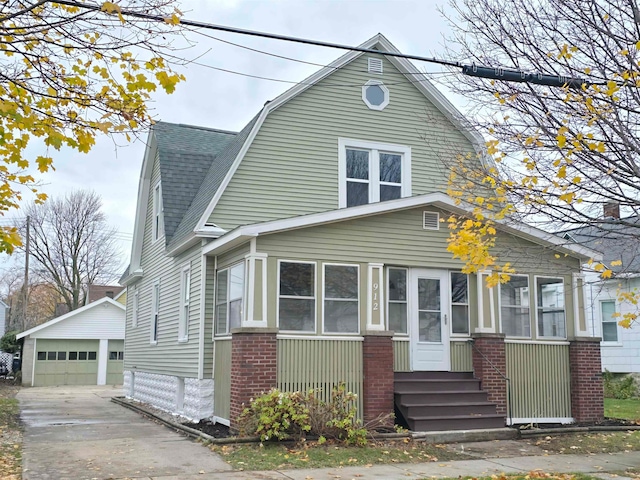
[603,202,620,219]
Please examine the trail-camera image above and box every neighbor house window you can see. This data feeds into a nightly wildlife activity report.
[152,181,164,241]
[451,272,470,335]
[132,288,139,328]
[215,263,244,335]
[500,275,530,337]
[387,268,408,334]
[601,300,618,342]
[323,264,359,334]
[178,265,191,341]
[338,139,411,208]
[536,277,566,338]
[151,280,160,343]
[278,261,316,332]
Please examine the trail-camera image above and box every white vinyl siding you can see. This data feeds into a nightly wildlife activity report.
[178,265,191,342]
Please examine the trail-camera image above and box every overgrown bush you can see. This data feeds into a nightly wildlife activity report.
[236,382,367,446]
[0,331,19,354]
[603,370,638,399]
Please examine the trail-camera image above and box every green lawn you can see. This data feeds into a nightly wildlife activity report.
[605,398,640,421]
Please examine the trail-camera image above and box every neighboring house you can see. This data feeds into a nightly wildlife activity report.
[120,34,604,429]
[114,289,127,307]
[86,285,125,304]
[17,297,125,386]
[568,206,640,375]
[0,299,7,339]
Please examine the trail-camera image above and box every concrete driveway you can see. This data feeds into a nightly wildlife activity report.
[18,385,233,480]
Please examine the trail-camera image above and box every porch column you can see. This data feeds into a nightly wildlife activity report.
[471,333,507,416]
[362,331,394,425]
[569,337,604,423]
[229,328,278,426]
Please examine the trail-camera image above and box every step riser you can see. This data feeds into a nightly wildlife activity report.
[396,392,490,403]
[394,381,481,393]
[404,404,498,417]
[394,371,474,380]
[409,416,506,432]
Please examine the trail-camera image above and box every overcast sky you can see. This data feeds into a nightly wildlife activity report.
[1,0,469,278]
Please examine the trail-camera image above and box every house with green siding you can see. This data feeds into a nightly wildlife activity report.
[120,34,605,430]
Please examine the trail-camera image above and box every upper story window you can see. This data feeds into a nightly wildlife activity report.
[152,181,164,242]
[362,79,389,110]
[535,277,566,338]
[601,300,618,342]
[338,139,411,208]
[499,275,530,338]
[215,263,244,335]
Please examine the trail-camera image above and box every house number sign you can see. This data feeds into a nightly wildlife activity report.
[367,263,384,331]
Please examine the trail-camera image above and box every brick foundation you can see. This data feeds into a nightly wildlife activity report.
[471,334,507,416]
[362,332,394,425]
[569,338,604,423]
[229,329,278,425]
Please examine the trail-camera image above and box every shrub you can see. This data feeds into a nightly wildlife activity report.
[603,370,638,399]
[236,382,367,446]
[0,331,19,354]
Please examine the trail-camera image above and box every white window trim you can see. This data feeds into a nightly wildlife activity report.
[150,280,160,345]
[214,262,245,336]
[534,275,567,340]
[277,259,317,334]
[386,266,409,336]
[450,271,470,337]
[178,264,191,342]
[498,274,532,339]
[322,263,360,335]
[599,299,621,345]
[132,287,139,328]
[362,79,390,110]
[152,181,164,242]
[338,138,411,209]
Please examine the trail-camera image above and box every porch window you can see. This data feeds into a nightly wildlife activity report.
[450,272,469,335]
[178,265,191,341]
[338,139,411,208]
[215,263,244,335]
[323,264,359,333]
[278,261,316,332]
[536,277,566,338]
[151,280,160,343]
[387,268,408,334]
[500,275,530,337]
[601,300,618,342]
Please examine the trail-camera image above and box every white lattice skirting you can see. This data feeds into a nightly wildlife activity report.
[123,370,214,421]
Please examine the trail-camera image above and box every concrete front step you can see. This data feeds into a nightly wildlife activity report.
[394,378,482,393]
[408,414,506,432]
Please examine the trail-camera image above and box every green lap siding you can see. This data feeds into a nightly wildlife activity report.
[450,341,473,371]
[213,338,232,420]
[34,339,99,386]
[107,340,124,385]
[506,342,572,419]
[393,339,410,372]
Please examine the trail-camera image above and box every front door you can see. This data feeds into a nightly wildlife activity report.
[410,269,450,371]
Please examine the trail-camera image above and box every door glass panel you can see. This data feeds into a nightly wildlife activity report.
[419,311,441,342]
[418,278,440,310]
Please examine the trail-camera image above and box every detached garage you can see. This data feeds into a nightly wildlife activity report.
[17,297,125,387]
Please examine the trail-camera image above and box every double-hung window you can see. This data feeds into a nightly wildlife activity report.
[450,272,470,335]
[339,139,411,208]
[601,300,618,342]
[278,261,316,332]
[323,264,359,334]
[500,275,530,337]
[178,265,191,341]
[151,281,160,343]
[536,277,566,338]
[215,263,244,335]
[387,268,408,334]
[152,182,164,241]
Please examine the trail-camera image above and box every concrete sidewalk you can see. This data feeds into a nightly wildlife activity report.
[182,451,640,480]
